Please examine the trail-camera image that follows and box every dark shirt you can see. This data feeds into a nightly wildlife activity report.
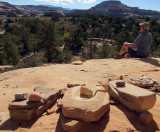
[134,31,152,57]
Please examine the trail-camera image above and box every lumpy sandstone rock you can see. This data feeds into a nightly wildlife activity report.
[130,76,156,88]
[116,80,125,87]
[60,114,85,132]
[61,86,110,122]
[108,80,156,112]
[67,83,82,88]
[60,110,110,132]
[8,87,61,120]
[15,93,28,100]
[139,111,153,125]
[80,86,94,97]
[29,92,42,102]
[71,61,83,65]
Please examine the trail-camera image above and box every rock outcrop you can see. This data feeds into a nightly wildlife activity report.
[60,85,110,131]
[8,86,61,120]
[44,9,65,17]
[139,111,153,125]
[61,86,110,122]
[108,80,156,112]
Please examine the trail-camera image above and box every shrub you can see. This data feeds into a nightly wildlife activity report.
[56,51,73,63]
[49,49,73,63]
[0,53,7,65]
[15,57,43,69]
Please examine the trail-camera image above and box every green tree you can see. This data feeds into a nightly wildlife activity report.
[64,27,86,54]
[4,41,20,65]
[41,21,60,62]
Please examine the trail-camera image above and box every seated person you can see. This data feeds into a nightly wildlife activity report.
[115,22,152,59]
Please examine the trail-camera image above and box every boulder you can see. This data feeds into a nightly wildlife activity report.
[116,80,125,87]
[75,57,87,62]
[67,83,83,88]
[62,86,110,122]
[108,80,156,112]
[80,86,93,97]
[139,111,153,125]
[29,92,42,102]
[61,114,85,132]
[60,110,110,132]
[80,85,106,97]
[130,76,156,88]
[71,61,83,65]
[8,87,61,120]
[15,93,28,100]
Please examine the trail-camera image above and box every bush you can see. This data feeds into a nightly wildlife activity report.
[4,42,20,65]
[56,51,73,63]
[150,50,160,57]
[50,49,73,63]
[82,41,118,59]
[15,57,43,69]
[0,53,7,65]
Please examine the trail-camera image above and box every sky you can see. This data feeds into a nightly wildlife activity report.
[1,0,160,11]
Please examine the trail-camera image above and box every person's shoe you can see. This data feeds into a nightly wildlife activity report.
[114,55,123,59]
[125,54,130,59]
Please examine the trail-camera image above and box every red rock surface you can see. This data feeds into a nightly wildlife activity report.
[0,58,160,131]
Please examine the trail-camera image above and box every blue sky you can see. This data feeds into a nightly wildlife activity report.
[1,0,160,11]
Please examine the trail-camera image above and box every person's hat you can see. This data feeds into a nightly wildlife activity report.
[139,22,150,30]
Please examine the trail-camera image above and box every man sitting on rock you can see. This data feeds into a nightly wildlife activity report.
[115,22,152,59]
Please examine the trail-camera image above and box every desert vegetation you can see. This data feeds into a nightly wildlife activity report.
[0,15,160,68]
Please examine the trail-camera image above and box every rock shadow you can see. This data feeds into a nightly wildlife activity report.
[55,112,65,132]
[115,103,159,132]
[55,110,110,132]
[0,116,40,131]
[139,57,160,67]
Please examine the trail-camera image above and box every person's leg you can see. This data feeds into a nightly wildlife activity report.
[128,47,137,57]
[119,43,130,56]
[114,43,129,59]
[128,47,149,58]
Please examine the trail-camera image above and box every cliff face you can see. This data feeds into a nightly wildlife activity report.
[94,1,122,11]
[0,2,66,15]
[0,1,160,19]
[67,1,160,19]
[0,2,22,15]
[44,9,65,17]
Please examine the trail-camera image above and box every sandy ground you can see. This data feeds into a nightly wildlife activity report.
[0,57,160,132]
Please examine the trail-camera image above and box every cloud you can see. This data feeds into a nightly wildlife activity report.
[78,0,96,3]
[35,0,96,4]
[35,0,74,4]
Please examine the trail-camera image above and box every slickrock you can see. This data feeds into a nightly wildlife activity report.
[108,80,156,112]
[8,87,61,120]
[61,86,110,122]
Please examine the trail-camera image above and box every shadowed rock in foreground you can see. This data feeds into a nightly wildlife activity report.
[60,85,110,131]
[8,87,61,121]
[108,80,156,112]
